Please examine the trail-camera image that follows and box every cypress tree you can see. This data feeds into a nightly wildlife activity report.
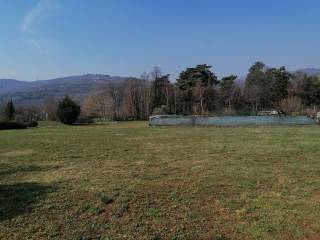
[5,99,15,121]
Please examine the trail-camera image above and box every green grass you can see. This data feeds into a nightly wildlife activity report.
[1,121,320,239]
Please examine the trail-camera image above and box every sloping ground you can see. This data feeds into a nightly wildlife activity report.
[0,122,320,239]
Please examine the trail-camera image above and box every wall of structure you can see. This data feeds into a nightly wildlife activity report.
[149,115,317,126]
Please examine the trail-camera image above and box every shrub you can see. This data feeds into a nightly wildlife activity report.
[279,97,303,115]
[100,195,113,205]
[26,121,38,128]
[221,107,236,116]
[152,105,170,116]
[15,111,39,128]
[0,121,27,130]
[75,116,94,124]
[15,109,39,123]
[57,96,81,125]
[96,192,114,205]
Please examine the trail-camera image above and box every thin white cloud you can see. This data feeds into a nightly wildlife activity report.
[21,0,58,32]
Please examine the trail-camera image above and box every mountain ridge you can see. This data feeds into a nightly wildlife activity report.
[0,74,128,106]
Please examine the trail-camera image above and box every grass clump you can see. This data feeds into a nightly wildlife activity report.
[97,192,114,205]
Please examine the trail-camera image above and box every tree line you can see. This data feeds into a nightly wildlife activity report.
[79,62,320,120]
[2,61,320,122]
[0,96,81,126]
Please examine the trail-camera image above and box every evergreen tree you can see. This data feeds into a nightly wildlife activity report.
[151,74,171,110]
[176,64,219,114]
[269,66,291,104]
[244,62,271,111]
[295,75,320,106]
[219,75,238,108]
[5,99,15,121]
[57,96,81,125]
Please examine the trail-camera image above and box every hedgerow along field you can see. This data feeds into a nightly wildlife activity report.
[1,121,320,240]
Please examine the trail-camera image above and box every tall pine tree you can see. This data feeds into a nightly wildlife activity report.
[5,99,15,121]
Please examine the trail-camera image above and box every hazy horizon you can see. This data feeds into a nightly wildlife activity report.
[1,0,320,81]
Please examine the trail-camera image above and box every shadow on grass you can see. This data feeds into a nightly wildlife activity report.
[0,164,60,176]
[0,182,57,221]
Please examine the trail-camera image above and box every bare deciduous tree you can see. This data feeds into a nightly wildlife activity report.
[82,90,113,120]
[279,97,303,115]
[42,96,58,120]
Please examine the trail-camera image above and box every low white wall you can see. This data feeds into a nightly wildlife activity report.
[149,115,317,126]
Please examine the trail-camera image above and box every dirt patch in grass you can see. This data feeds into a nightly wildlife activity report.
[0,149,35,157]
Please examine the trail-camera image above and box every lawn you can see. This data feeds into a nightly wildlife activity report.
[1,121,320,239]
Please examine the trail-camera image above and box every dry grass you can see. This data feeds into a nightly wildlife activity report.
[1,121,320,239]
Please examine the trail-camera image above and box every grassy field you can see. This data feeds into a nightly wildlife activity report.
[1,122,320,239]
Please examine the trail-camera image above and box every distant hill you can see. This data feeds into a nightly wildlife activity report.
[235,76,246,88]
[295,68,320,76]
[0,74,128,106]
[0,79,32,95]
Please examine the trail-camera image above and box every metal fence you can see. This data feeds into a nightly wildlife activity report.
[149,115,317,127]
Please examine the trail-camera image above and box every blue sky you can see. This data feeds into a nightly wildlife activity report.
[0,0,319,81]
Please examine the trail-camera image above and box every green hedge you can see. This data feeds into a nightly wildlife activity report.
[0,121,27,130]
[25,121,38,128]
